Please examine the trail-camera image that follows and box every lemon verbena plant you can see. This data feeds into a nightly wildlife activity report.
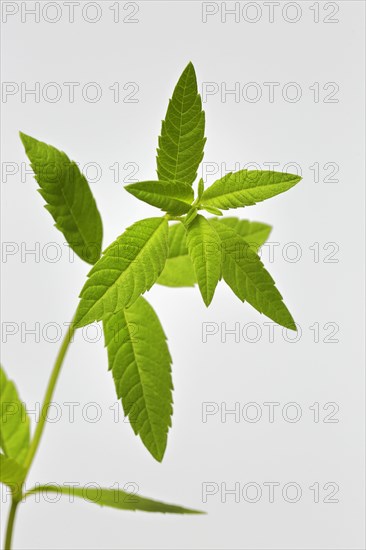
[1,62,301,549]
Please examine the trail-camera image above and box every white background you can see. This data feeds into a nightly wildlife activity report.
[1,1,365,549]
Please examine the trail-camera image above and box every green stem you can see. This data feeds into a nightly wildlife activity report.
[23,317,76,475]
[3,316,77,550]
[4,500,18,550]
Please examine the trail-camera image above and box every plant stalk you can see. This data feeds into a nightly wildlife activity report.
[3,316,76,549]
[23,317,76,474]
[4,500,19,550]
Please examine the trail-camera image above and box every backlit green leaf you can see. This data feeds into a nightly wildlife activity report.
[156,62,206,186]
[158,218,272,288]
[0,365,30,465]
[75,217,168,328]
[197,178,204,199]
[186,215,221,306]
[217,217,272,251]
[201,170,301,210]
[0,454,26,487]
[125,180,194,215]
[103,297,172,462]
[202,206,223,216]
[19,132,103,264]
[26,485,203,514]
[211,221,296,330]
[157,223,196,287]
[157,256,196,287]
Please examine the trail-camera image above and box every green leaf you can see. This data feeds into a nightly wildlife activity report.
[211,221,296,330]
[186,215,221,306]
[157,218,272,288]
[103,297,172,462]
[26,485,203,514]
[125,180,194,215]
[157,256,196,287]
[166,222,189,258]
[202,206,223,216]
[20,132,103,265]
[157,223,196,287]
[156,62,206,186]
[197,178,204,199]
[0,366,30,465]
[75,217,168,328]
[0,454,26,487]
[217,217,272,251]
[201,170,301,210]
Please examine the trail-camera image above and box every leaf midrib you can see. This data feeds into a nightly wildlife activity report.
[172,69,191,182]
[223,236,284,313]
[124,309,164,459]
[204,179,296,201]
[58,167,91,250]
[137,188,191,206]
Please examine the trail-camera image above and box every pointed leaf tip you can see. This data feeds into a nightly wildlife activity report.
[186,61,195,74]
[26,485,204,515]
[211,221,297,330]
